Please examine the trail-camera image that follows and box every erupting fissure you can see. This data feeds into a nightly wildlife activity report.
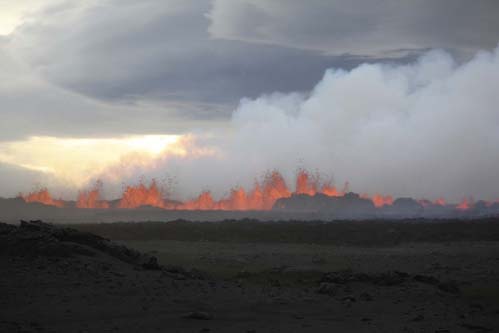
[457,197,473,211]
[118,180,167,209]
[22,188,64,208]
[76,182,109,209]
[19,169,490,211]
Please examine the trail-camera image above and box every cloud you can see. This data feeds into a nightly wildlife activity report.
[208,0,499,56]
[0,161,62,198]
[2,0,497,136]
[0,0,61,35]
[5,0,421,121]
[0,36,226,140]
[4,0,494,142]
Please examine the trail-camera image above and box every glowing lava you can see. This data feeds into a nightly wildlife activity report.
[22,188,64,207]
[360,193,394,208]
[20,169,497,211]
[178,170,292,210]
[118,180,169,209]
[457,197,472,210]
[434,198,446,206]
[371,194,394,208]
[76,182,110,209]
[296,169,318,195]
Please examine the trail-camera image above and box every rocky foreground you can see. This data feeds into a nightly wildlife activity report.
[1,220,499,332]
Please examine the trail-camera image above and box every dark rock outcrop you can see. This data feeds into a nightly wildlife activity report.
[0,220,160,270]
[273,192,375,217]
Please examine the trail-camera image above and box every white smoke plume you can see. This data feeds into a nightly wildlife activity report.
[99,46,499,203]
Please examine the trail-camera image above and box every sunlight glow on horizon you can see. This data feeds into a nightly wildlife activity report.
[0,134,184,187]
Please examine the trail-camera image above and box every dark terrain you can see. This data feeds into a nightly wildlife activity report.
[1,219,499,332]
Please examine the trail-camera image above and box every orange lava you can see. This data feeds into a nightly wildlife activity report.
[178,170,292,210]
[371,194,394,208]
[118,180,169,209]
[22,189,64,208]
[295,169,318,196]
[360,193,393,207]
[179,191,216,210]
[77,182,109,209]
[21,169,497,211]
[456,197,471,210]
[434,198,446,206]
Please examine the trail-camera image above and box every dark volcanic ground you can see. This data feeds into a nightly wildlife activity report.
[1,220,499,332]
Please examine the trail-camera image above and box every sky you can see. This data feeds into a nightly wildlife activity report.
[0,0,498,201]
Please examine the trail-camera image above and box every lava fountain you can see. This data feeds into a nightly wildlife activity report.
[19,169,493,211]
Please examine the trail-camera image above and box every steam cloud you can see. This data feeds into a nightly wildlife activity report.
[99,46,499,203]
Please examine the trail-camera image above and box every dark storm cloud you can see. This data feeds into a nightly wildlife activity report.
[0,41,211,141]
[208,0,499,56]
[6,0,431,123]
